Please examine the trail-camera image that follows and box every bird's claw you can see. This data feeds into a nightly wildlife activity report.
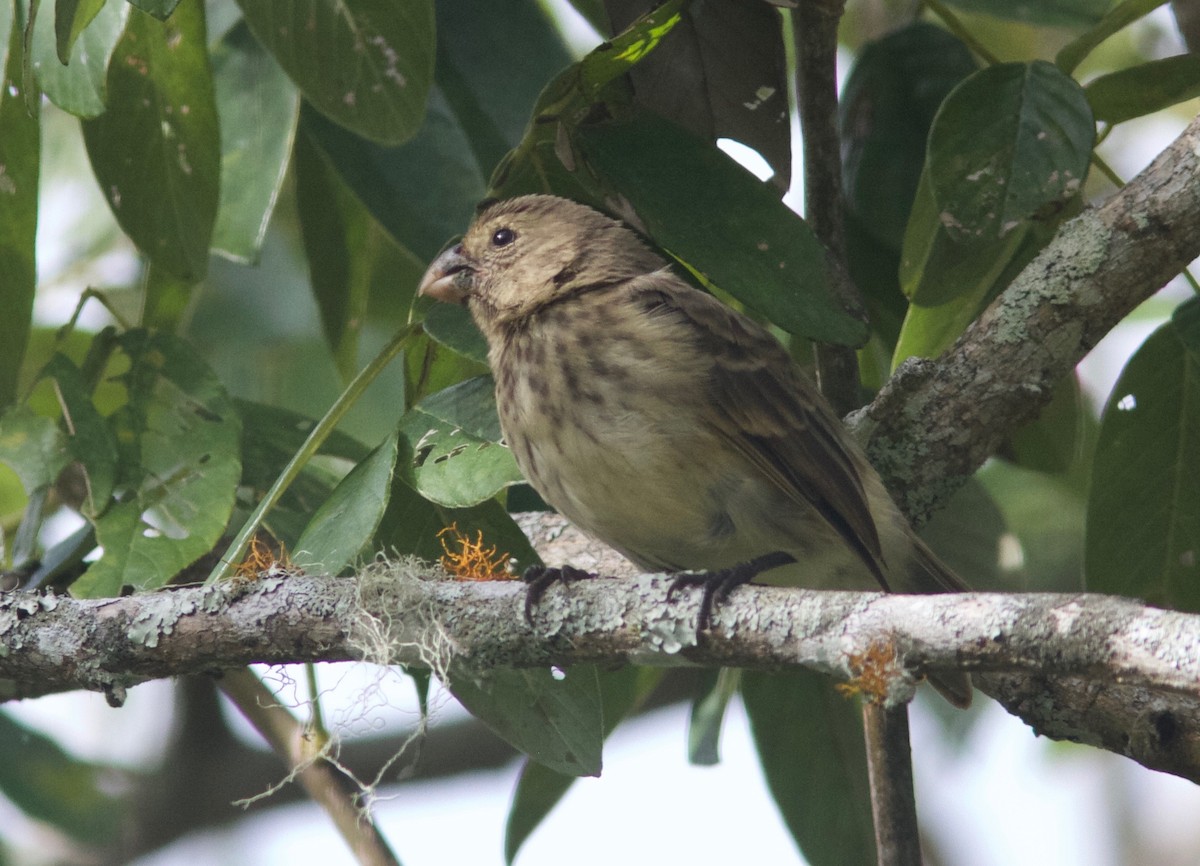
[522,564,595,623]
[667,551,796,632]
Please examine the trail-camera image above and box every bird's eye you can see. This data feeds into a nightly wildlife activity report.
[491,227,516,247]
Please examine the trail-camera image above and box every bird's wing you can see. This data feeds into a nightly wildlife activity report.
[631,274,888,587]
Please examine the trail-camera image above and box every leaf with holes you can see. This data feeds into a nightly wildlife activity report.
[396,406,521,508]
[72,331,241,597]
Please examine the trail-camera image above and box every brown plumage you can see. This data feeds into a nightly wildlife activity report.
[419,194,970,706]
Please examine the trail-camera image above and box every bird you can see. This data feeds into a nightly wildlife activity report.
[418,194,971,707]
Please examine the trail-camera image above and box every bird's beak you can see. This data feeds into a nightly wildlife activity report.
[418,245,476,306]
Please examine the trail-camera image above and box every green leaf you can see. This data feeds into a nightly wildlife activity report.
[295,129,424,380]
[742,670,875,866]
[294,431,397,574]
[979,459,1086,592]
[840,22,976,251]
[1086,298,1200,609]
[433,0,571,174]
[81,0,220,281]
[40,354,118,516]
[73,331,242,597]
[236,398,367,547]
[395,405,522,508]
[54,0,105,63]
[576,113,868,346]
[125,0,181,20]
[415,375,502,442]
[920,477,1008,591]
[302,92,487,262]
[0,710,124,844]
[1055,0,1166,74]
[373,479,539,572]
[1009,375,1085,475]
[688,667,738,766]
[609,0,791,188]
[927,61,1093,245]
[448,663,603,777]
[0,12,39,409]
[423,303,489,365]
[235,0,434,145]
[32,0,125,117]
[0,405,68,494]
[1086,54,1200,125]
[943,0,1109,28]
[504,666,660,864]
[210,21,299,264]
[895,166,1079,364]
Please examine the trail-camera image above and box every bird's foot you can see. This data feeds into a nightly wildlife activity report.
[522,564,596,623]
[667,551,796,631]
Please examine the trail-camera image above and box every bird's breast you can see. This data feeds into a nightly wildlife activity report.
[492,325,736,569]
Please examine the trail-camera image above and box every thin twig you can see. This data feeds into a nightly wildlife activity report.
[218,668,402,866]
[791,0,863,415]
[863,702,923,866]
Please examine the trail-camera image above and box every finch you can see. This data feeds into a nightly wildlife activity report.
[419,194,970,707]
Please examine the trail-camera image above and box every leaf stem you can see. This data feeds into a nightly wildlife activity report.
[207,322,422,585]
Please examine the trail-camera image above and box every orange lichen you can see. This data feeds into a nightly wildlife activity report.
[836,641,900,702]
[437,523,515,581]
[234,535,299,581]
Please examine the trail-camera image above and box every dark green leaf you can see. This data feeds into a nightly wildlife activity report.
[944,0,1109,28]
[73,331,241,596]
[40,354,118,516]
[448,663,603,777]
[433,0,571,173]
[928,61,1093,245]
[295,431,398,574]
[0,405,68,494]
[237,398,367,547]
[840,22,976,250]
[743,670,875,865]
[32,0,125,117]
[920,477,1008,591]
[1086,54,1200,125]
[0,13,38,409]
[403,327,490,407]
[0,710,124,843]
[1086,298,1200,609]
[54,0,105,63]
[423,303,489,365]
[415,375,501,442]
[895,167,1079,364]
[577,113,868,345]
[504,666,659,864]
[211,21,299,264]
[1009,375,1084,474]
[235,0,434,145]
[1055,0,1166,74]
[395,406,521,507]
[81,0,220,281]
[296,129,424,381]
[606,0,790,188]
[302,93,486,262]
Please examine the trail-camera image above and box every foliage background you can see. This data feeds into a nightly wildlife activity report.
[1,0,1199,863]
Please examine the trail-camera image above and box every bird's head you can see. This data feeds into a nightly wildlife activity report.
[418,195,663,328]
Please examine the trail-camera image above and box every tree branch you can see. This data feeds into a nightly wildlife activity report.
[858,112,1200,520]
[5,565,1200,782]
